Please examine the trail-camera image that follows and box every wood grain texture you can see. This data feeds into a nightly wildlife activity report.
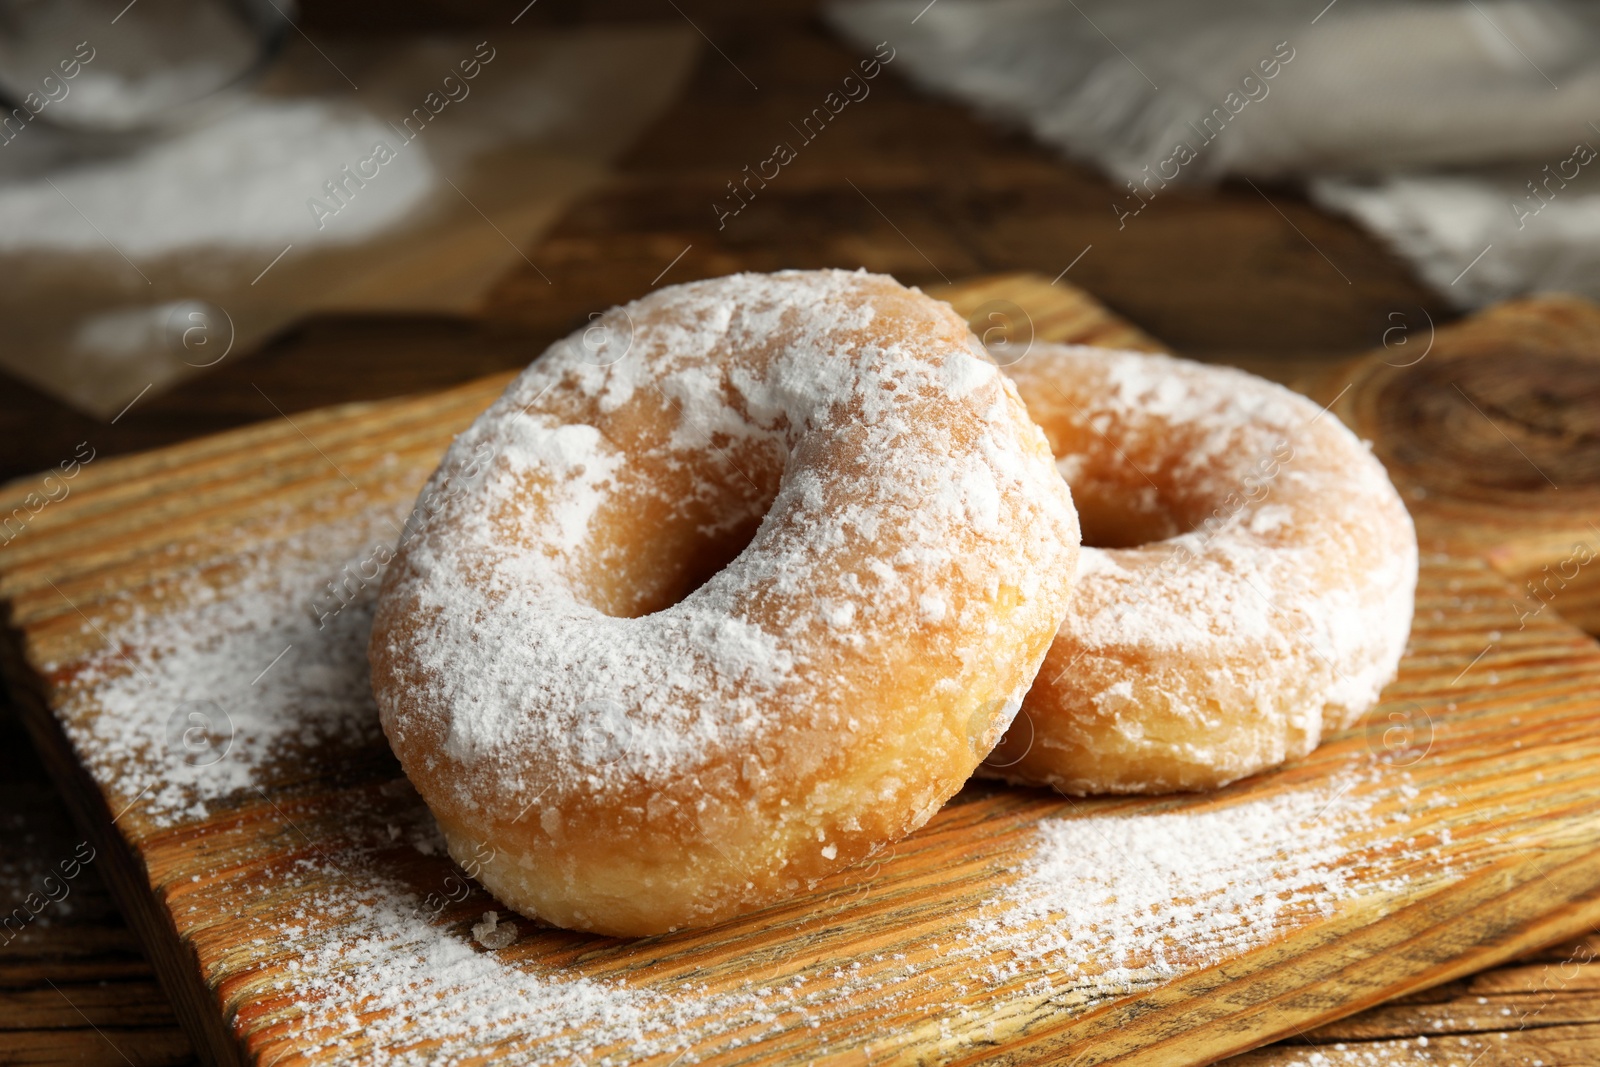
[2,276,1599,1067]
[1305,296,1600,636]
[0,4,1577,1063]
[931,273,1169,358]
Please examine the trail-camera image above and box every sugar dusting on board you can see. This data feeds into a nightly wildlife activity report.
[225,773,1430,1064]
[230,767,1438,1065]
[46,506,405,824]
[961,785,1422,1004]
[44,498,1442,1061]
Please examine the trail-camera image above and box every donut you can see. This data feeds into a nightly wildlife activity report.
[990,344,1416,794]
[369,270,1081,935]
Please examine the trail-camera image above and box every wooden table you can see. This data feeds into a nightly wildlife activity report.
[1,2,1595,1064]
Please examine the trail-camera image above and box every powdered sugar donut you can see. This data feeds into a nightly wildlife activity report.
[994,344,1416,794]
[370,270,1081,935]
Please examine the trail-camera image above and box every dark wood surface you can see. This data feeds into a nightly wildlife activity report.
[1,2,1593,1065]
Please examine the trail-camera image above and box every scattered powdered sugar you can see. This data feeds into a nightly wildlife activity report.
[222,763,1437,1064]
[248,863,676,1064]
[35,490,1445,1060]
[964,781,1425,1001]
[49,505,406,825]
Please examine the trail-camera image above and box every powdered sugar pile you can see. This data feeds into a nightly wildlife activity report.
[0,101,438,257]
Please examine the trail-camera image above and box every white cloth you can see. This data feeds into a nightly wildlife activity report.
[1312,161,1600,309]
[830,0,1600,307]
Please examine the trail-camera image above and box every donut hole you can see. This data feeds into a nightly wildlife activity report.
[581,508,772,619]
[1050,417,1196,549]
[1053,425,1219,549]
[578,444,782,620]
[1072,482,1187,548]
[1062,483,1190,550]
[653,512,768,615]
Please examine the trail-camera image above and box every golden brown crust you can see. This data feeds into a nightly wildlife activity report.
[370,271,1081,934]
[993,345,1417,794]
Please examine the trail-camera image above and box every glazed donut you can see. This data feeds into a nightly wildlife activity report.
[370,270,1080,935]
[992,344,1416,794]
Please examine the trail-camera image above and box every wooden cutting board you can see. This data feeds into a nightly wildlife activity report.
[2,274,1599,1067]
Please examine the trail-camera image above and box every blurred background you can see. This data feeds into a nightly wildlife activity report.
[4,0,1599,485]
[3,1,1598,1063]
